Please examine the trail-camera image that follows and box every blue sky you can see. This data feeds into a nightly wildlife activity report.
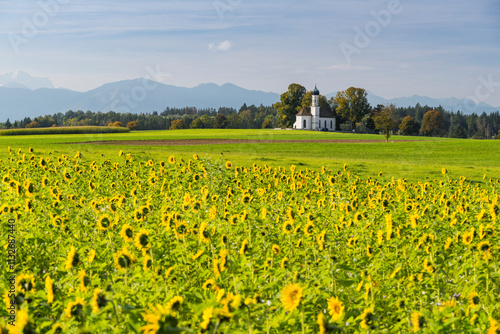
[1,0,499,106]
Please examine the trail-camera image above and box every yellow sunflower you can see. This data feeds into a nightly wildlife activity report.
[45,276,54,304]
[97,214,113,231]
[78,269,89,292]
[91,288,107,314]
[282,220,294,234]
[143,255,153,271]
[366,245,373,257]
[462,231,474,245]
[115,247,135,270]
[16,273,35,294]
[411,311,426,332]
[304,222,315,236]
[281,257,289,269]
[317,313,327,334]
[192,250,205,261]
[88,249,96,263]
[200,306,214,330]
[488,318,499,334]
[239,239,249,255]
[280,283,304,312]
[64,296,85,319]
[468,291,480,308]
[202,279,219,291]
[65,246,80,270]
[141,304,178,334]
[135,229,150,251]
[327,297,344,321]
[199,222,210,243]
[120,224,134,242]
[360,308,375,330]
[165,296,183,316]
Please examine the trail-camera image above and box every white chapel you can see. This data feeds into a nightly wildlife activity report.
[293,86,335,131]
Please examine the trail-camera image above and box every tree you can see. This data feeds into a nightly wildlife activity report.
[373,104,398,142]
[334,87,371,130]
[399,116,420,136]
[169,119,185,130]
[274,84,306,128]
[197,114,213,129]
[300,91,332,113]
[452,126,467,139]
[214,114,227,129]
[108,121,124,127]
[239,110,254,129]
[190,118,204,129]
[26,121,40,128]
[420,110,445,137]
[5,118,12,129]
[126,121,140,130]
[225,114,241,129]
[262,118,274,129]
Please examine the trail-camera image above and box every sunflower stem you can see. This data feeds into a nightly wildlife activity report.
[110,300,121,326]
[212,319,221,334]
[301,303,305,334]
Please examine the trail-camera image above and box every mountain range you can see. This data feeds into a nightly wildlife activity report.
[0,72,498,122]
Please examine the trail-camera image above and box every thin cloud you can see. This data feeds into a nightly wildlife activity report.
[327,64,375,71]
[208,41,233,52]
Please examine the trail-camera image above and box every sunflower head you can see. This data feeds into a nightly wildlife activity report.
[65,246,80,270]
[115,247,135,270]
[411,311,426,332]
[468,292,480,308]
[135,229,150,251]
[165,296,184,316]
[141,304,179,334]
[327,297,344,321]
[120,224,134,242]
[97,214,112,231]
[91,288,108,314]
[360,308,375,330]
[16,274,35,294]
[239,239,249,255]
[64,297,85,320]
[280,283,304,312]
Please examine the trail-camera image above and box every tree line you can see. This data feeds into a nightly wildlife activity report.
[275,83,500,139]
[1,104,280,131]
[1,83,499,138]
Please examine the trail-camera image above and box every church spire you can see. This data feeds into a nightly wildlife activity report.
[312,85,320,96]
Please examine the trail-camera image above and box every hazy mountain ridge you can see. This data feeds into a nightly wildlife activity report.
[0,71,54,90]
[0,75,498,121]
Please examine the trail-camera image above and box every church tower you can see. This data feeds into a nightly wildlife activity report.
[311,85,320,130]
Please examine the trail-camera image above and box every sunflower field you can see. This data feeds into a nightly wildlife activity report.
[1,147,499,333]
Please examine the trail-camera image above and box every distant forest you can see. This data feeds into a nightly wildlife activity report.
[1,102,499,139]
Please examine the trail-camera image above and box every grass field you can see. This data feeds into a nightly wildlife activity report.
[0,129,498,182]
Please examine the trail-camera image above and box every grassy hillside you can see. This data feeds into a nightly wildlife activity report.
[0,129,498,182]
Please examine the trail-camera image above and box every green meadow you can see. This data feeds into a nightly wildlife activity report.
[1,129,498,182]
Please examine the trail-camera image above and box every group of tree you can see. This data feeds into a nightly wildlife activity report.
[1,104,280,131]
[275,83,500,139]
[1,84,499,139]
